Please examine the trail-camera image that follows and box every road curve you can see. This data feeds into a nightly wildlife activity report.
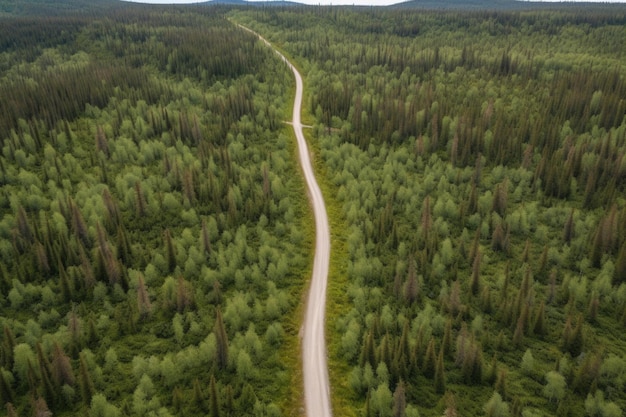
[237,25,333,417]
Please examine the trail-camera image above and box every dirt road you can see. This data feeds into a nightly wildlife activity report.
[238,25,333,417]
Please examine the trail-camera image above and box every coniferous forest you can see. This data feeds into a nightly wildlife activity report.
[0,5,312,417]
[234,6,626,417]
[2,2,626,417]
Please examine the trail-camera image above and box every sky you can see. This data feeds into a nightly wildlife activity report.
[124,0,626,6]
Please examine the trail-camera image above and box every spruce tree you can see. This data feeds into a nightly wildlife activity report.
[193,378,207,412]
[614,242,626,285]
[2,326,15,369]
[392,380,406,417]
[495,369,508,400]
[164,229,177,273]
[209,374,221,417]
[533,301,547,337]
[215,308,229,370]
[0,368,15,406]
[78,352,94,406]
[435,349,446,394]
[422,338,436,379]
[51,342,75,388]
[360,331,377,369]
[470,250,481,296]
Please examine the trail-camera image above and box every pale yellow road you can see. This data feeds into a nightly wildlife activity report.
[237,25,333,417]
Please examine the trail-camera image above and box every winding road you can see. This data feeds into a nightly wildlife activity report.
[237,25,333,417]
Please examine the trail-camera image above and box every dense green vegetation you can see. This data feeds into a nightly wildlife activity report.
[234,7,626,417]
[0,0,121,17]
[0,6,312,417]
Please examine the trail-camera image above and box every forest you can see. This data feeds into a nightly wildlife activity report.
[2,2,626,417]
[0,5,313,417]
[233,6,626,417]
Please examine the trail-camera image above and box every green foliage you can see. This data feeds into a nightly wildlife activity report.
[0,5,311,416]
[484,392,510,417]
[543,371,567,404]
[233,5,626,416]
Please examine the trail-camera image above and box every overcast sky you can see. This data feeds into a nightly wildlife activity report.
[124,0,626,6]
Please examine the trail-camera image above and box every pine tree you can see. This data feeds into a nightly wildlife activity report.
[485,354,498,385]
[68,309,81,356]
[209,374,220,417]
[404,258,419,305]
[2,326,15,369]
[469,229,480,265]
[34,240,50,276]
[491,222,509,253]
[0,368,15,405]
[134,181,146,217]
[69,199,90,248]
[481,287,493,314]
[470,250,481,296]
[51,342,74,388]
[360,331,376,369]
[95,125,109,157]
[102,188,120,229]
[548,270,558,304]
[202,219,212,256]
[491,181,508,217]
[567,315,584,357]
[461,344,475,384]
[614,241,626,285]
[176,275,193,313]
[79,245,96,291]
[563,209,575,244]
[85,317,98,348]
[38,354,57,407]
[224,384,234,417]
[215,308,229,370]
[435,349,446,394]
[78,352,94,405]
[183,168,196,204]
[495,369,508,400]
[392,380,406,417]
[378,334,392,371]
[572,354,601,395]
[472,345,483,384]
[237,384,256,411]
[16,205,33,243]
[590,227,604,268]
[116,225,132,266]
[421,196,432,244]
[193,378,208,412]
[136,274,152,320]
[172,387,183,412]
[164,229,177,273]
[58,260,72,303]
[533,301,547,337]
[422,338,436,379]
